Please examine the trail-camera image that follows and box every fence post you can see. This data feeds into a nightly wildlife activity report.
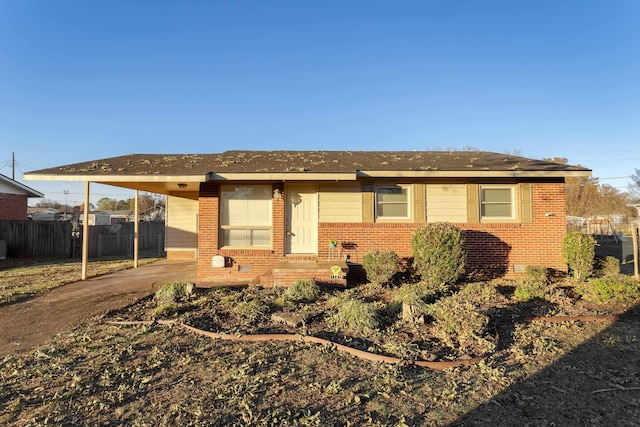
[633,225,639,279]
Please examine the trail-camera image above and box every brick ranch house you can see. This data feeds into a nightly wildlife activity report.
[0,173,43,220]
[25,151,591,286]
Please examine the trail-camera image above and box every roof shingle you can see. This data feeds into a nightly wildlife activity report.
[26,150,590,177]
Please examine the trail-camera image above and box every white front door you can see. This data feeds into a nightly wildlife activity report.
[286,184,318,254]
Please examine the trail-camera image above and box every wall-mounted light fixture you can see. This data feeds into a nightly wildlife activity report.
[273,188,282,201]
[178,183,188,189]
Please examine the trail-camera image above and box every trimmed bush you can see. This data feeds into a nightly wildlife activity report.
[362,249,400,286]
[284,278,321,302]
[562,231,596,282]
[411,223,466,286]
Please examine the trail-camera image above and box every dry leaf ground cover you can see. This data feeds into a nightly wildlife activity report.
[1,257,639,426]
[0,257,159,306]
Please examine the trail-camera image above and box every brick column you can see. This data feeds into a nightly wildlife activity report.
[197,182,220,277]
[272,183,285,256]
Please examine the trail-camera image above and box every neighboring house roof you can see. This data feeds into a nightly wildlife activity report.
[24,151,592,194]
[0,173,44,198]
[27,207,60,214]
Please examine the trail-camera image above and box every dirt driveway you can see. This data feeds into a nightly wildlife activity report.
[0,259,196,358]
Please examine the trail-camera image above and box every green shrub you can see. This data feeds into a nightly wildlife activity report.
[427,295,495,355]
[598,256,620,277]
[411,223,466,286]
[513,282,547,302]
[524,265,548,285]
[154,281,196,304]
[362,249,400,286]
[575,276,640,304]
[329,297,378,335]
[562,231,596,282]
[283,278,321,302]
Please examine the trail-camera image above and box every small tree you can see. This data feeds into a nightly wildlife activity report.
[562,231,596,282]
[362,249,399,286]
[411,223,466,286]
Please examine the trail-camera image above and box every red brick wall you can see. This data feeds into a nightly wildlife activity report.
[319,183,568,277]
[197,182,288,281]
[0,194,28,220]
[197,182,568,281]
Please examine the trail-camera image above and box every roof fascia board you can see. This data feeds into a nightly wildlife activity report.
[24,169,591,183]
[23,174,206,183]
[206,172,358,181]
[1,174,44,197]
[357,170,592,178]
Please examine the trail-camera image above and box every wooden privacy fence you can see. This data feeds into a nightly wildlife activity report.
[83,222,165,258]
[0,221,71,258]
[0,221,165,259]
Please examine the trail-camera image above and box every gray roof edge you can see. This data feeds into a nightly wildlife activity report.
[1,173,44,197]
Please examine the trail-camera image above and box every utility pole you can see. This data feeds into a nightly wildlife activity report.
[12,152,15,180]
[64,190,69,218]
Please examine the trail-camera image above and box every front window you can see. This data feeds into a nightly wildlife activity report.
[376,185,410,219]
[480,186,514,219]
[220,185,272,247]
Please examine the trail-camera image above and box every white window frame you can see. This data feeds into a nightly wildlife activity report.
[375,185,411,220]
[480,185,515,220]
[219,185,273,248]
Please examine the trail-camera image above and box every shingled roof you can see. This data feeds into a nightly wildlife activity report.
[26,150,590,177]
[23,150,591,195]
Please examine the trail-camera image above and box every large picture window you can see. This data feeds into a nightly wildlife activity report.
[220,185,272,247]
[376,185,410,219]
[480,186,514,219]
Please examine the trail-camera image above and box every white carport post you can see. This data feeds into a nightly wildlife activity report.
[134,190,139,268]
[81,181,90,280]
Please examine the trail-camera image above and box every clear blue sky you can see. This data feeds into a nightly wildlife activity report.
[1,0,638,205]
